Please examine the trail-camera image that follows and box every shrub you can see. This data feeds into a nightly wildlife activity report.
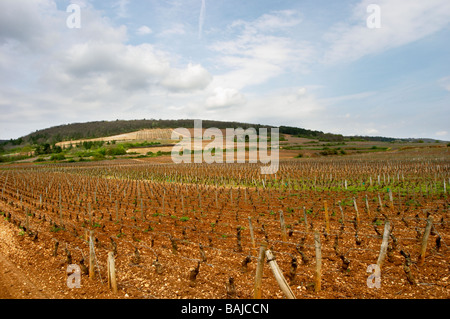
[50,153,66,161]
[106,145,126,156]
[92,152,105,160]
[320,149,338,156]
[96,147,107,156]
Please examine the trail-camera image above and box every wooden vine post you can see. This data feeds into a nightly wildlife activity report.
[324,200,330,235]
[388,189,394,209]
[253,243,267,299]
[376,220,391,269]
[365,195,370,218]
[418,217,433,267]
[378,194,383,212]
[107,251,118,293]
[89,230,95,279]
[265,250,296,299]
[353,197,360,226]
[338,201,345,225]
[303,206,308,232]
[314,231,322,292]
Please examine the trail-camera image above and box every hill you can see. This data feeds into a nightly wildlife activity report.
[11,119,273,146]
[1,119,448,164]
[2,119,446,162]
[1,119,414,147]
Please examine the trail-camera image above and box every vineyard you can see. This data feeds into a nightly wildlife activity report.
[0,147,449,299]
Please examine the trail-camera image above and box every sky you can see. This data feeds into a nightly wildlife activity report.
[0,0,449,140]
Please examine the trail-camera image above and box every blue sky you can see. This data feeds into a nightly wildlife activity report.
[0,0,449,140]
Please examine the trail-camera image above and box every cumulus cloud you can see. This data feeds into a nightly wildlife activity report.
[205,87,246,109]
[49,43,210,93]
[0,1,210,95]
[323,0,450,64]
[160,63,212,92]
[209,10,314,90]
[0,0,64,52]
[0,0,214,138]
[136,25,152,35]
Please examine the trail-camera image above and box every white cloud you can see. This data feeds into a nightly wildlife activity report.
[323,0,450,64]
[206,87,246,109]
[0,0,211,95]
[50,43,213,95]
[230,10,302,33]
[365,128,379,135]
[160,63,212,92]
[113,0,130,18]
[136,25,152,35]
[436,131,448,137]
[157,23,186,37]
[438,77,450,92]
[232,87,324,126]
[0,0,215,139]
[0,0,448,141]
[209,10,314,90]
[297,88,307,96]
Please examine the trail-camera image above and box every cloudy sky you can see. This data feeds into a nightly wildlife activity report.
[0,0,449,140]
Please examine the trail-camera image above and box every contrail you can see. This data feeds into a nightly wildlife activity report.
[198,0,206,39]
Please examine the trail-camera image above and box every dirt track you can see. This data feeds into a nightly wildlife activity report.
[0,252,48,298]
[0,221,51,298]
[0,207,120,299]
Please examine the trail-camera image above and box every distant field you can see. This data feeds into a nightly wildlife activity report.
[0,128,446,165]
[55,128,177,148]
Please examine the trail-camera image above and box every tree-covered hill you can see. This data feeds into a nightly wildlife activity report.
[1,118,413,149]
